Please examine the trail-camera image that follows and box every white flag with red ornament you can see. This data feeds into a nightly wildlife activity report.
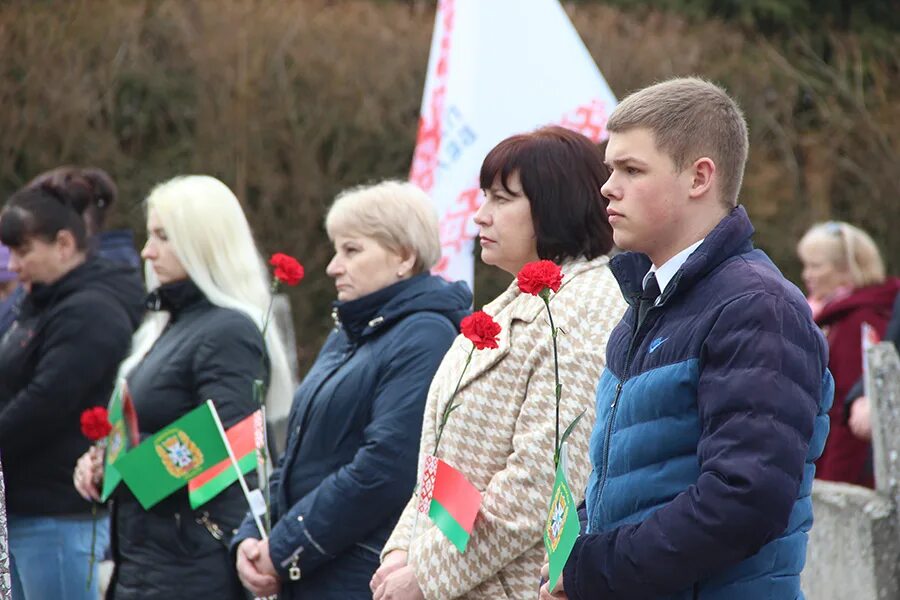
[410,0,618,288]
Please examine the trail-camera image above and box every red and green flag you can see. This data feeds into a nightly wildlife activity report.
[188,410,261,509]
[101,380,140,502]
[417,455,482,553]
[543,445,580,591]
[115,402,229,509]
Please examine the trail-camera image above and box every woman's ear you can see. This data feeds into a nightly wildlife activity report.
[55,229,80,257]
[397,248,417,278]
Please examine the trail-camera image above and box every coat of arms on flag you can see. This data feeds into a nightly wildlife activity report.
[156,430,205,478]
[101,379,140,502]
[543,443,580,590]
[107,420,126,464]
[545,481,572,552]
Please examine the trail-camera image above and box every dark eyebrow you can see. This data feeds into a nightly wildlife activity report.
[487,185,523,197]
[605,157,649,169]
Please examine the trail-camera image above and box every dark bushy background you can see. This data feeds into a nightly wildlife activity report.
[1,0,897,374]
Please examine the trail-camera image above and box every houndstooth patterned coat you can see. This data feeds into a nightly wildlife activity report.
[382,255,627,599]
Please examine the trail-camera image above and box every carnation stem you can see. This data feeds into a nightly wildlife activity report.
[253,281,279,535]
[433,345,474,457]
[543,297,562,469]
[86,502,97,590]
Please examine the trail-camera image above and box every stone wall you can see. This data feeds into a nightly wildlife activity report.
[802,343,900,599]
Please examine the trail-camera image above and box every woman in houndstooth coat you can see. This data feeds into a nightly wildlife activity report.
[372,126,627,600]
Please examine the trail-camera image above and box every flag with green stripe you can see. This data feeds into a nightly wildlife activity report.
[417,455,481,553]
[188,410,261,509]
[115,402,229,509]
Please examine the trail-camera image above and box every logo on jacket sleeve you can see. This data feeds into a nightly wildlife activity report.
[648,336,668,354]
[155,430,205,478]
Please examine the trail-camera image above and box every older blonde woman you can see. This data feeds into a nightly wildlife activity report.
[232,181,472,599]
[371,126,627,600]
[798,221,899,487]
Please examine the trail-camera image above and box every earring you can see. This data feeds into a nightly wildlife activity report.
[397,270,406,278]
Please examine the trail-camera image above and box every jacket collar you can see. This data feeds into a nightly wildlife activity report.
[332,274,425,342]
[146,279,207,317]
[26,257,92,311]
[815,277,900,326]
[610,205,755,307]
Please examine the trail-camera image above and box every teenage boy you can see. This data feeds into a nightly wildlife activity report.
[541,77,833,599]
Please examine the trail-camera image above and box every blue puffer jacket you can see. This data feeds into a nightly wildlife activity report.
[564,207,833,599]
[232,273,471,598]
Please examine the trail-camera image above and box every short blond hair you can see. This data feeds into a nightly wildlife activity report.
[326,180,441,274]
[797,221,886,288]
[608,77,749,207]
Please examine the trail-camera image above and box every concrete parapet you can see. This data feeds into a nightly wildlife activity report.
[803,343,900,600]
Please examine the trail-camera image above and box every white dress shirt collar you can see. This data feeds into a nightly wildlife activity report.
[642,238,705,297]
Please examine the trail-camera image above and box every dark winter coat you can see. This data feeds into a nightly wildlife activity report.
[232,273,471,599]
[0,257,143,516]
[815,278,900,487]
[109,279,268,600]
[564,207,833,599]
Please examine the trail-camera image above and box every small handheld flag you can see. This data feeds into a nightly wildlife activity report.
[417,455,481,553]
[543,444,580,591]
[101,380,139,502]
[188,410,260,509]
[115,401,229,510]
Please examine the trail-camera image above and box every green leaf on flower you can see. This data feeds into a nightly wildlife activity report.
[559,410,587,450]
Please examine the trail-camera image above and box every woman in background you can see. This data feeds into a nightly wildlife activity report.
[0,181,143,599]
[798,221,899,487]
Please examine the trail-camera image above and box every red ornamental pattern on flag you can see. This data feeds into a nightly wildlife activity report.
[418,454,439,514]
[409,0,456,195]
[409,0,618,286]
[430,99,612,278]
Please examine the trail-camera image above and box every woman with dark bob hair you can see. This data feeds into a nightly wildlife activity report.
[371,126,627,599]
[0,181,144,599]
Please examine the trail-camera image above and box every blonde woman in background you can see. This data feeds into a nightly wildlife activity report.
[74,175,292,599]
[798,221,899,487]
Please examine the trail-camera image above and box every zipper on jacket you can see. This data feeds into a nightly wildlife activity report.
[279,546,303,581]
[594,299,658,511]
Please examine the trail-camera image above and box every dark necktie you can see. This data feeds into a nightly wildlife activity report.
[638,272,661,327]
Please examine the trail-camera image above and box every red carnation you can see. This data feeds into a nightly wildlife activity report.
[460,310,501,350]
[269,253,305,286]
[517,260,563,297]
[80,407,112,442]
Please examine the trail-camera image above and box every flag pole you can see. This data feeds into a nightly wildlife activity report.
[206,399,267,540]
